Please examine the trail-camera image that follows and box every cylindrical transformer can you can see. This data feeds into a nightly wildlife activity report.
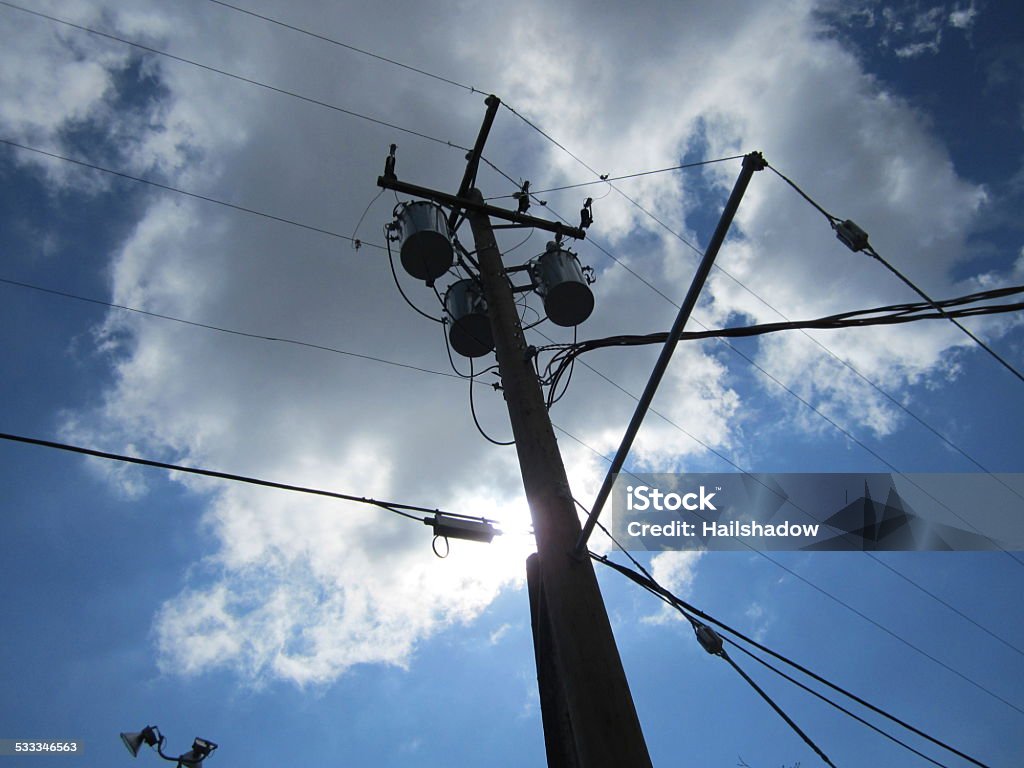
[534,243,594,327]
[395,201,454,282]
[444,278,494,358]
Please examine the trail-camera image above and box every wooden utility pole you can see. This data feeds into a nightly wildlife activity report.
[380,95,652,767]
[467,190,653,767]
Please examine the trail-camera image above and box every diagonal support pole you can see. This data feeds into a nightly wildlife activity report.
[574,151,766,556]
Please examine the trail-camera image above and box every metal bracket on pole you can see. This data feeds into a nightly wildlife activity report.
[377,175,587,240]
[573,151,766,556]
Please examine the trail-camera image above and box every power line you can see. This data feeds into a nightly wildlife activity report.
[0,276,475,383]
[718,649,838,767]
[538,285,1024,401]
[766,161,1024,385]
[501,106,1022,517]
[552,423,1024,721]
[725,641,950,768]
[529,205,1024,565]
[537,260,1024,561]
[0,431,453,523]
[0,138,378,246]
[593,553,996,767]
[0,1,472,152]
[199,0,483,94]
[485,155,748,199]
[592,517,950,766]
[28,29,987,574]
[866,243,1024,383]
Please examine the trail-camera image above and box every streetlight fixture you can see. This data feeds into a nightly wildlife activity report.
[119,725,218,767]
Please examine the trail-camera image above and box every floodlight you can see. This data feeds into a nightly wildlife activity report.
[120,726,160,757]
[118,726,216,766]
[177,738,218,767]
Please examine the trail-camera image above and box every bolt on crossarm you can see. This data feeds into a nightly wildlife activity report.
[574,151,766,556]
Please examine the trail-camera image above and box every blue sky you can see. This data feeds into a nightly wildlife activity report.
[2,1,1023,766]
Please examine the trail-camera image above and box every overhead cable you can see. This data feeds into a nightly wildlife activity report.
[485,155,748,199]
[0,431,459,523]
[766,162,1024,384]
[0,139,377,247]
[593,553,995,767]
[0,277,471,382]
[538,284,1024,402]
[557,423,1024,724]
[0,1,472,152]
[499,109,1022,520]
[200,0,483,94]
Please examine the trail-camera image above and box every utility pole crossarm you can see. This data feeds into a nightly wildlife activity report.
[377,176,587,240]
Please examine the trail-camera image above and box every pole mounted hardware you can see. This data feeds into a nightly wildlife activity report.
[425,513,498,543]
[120,726,218,768]
[379,176,588,241]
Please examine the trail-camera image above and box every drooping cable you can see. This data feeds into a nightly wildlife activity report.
[200,0,483,94]
[718,649,838,767]
[351,188,386,248]
[0,2,472,153]
[766,162,1024,384]
[726,641,949,767]
[538,288,1024,562]
[468,359,514,446]
[560,428,1023,744]
[593,552,998,767]
[485,155,749,199]
[1,139,380,247]
[502,112,1021,535]
[0,431,442,522]
[538,284,1024,396]
[0,276,470,381]
[385,227,445,323]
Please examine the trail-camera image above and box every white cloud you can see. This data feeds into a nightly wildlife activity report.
[820,1,978,58]
[948,4,978,29]
[11,0,1009,686]
[744,601,772,643]
[641,550,704,625]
